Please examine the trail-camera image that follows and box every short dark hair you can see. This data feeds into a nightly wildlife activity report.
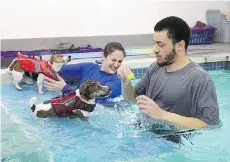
[154,16,190,50]
[103,42,126,57]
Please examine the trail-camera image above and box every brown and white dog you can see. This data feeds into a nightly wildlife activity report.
[7,53,71,94]
[29,80,111,119]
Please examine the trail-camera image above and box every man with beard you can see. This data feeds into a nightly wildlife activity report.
[117,16,219,129]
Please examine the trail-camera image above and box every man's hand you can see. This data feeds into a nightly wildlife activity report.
[43,74,66,91]
[117,64,134,80]
[136,95,208,129]
[136,95,168,121]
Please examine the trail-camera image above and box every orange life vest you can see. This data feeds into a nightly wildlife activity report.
[17,53,58,80]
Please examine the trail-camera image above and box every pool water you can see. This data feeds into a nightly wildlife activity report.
[1,70,230,162]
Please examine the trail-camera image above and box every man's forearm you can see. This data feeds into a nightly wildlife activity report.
[162,112,208,129]
[121,80,136,103]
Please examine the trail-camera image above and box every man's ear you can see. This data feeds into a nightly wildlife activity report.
[176,40,185,52]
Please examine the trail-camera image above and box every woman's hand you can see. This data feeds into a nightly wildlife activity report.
[43,74,66,91]
[136,95,169,121]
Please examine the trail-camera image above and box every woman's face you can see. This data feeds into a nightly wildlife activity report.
[101,50,125,74]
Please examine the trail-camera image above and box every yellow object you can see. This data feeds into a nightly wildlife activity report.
[126,73,135,81]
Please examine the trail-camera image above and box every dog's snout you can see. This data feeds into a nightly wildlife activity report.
[68,56,71,60]
[106,87,111,93]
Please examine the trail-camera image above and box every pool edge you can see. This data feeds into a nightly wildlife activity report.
[1,53,230,83]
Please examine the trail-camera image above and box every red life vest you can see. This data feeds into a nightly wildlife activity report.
[17,53,58,80]
[51,93,96,117]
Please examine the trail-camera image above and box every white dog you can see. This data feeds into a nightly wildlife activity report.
[7,52,71,94]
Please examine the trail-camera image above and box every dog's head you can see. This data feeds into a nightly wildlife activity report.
[49,54,71,72]
[79,80,111,101]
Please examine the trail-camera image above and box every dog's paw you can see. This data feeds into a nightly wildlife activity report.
[29,97,37,107]
[14,83,22,91]
[16,87,22,91]
[73,109,90,118]
[6,68,12,74]
[22,76,33,85]
[38,91,44,95]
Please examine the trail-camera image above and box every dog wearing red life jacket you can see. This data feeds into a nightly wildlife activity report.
[7,52,71,94]
[29,80,111,119]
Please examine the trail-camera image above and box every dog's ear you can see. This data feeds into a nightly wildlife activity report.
[49,55,54,64]
[79,83,91,101]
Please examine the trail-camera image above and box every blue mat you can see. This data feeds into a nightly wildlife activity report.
[0,45,103,58]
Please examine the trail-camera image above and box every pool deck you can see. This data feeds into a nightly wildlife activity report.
[1,43,230,83]
[69,43,230,68]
